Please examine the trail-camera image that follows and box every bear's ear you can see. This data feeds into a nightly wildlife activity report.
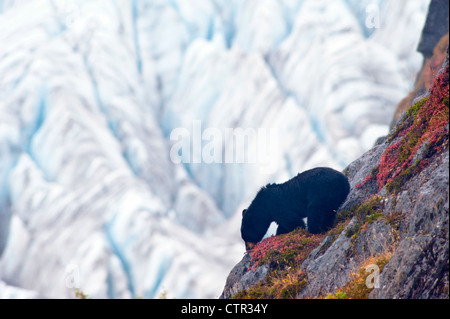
[242,209,247,216]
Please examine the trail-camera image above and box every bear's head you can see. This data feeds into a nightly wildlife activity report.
[241,209,257,250]
[240,186,274,250]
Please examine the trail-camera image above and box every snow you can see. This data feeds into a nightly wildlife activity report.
[0,0,429,298]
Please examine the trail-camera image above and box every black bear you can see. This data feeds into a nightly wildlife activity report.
[241,167,350,250]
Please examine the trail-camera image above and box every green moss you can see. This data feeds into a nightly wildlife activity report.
[355,196,384,220]
[385,160,419,194]
[334,208,354,225]
[406,97,428,118]
[388,97,428,144]
[344,196,385,239]
[442,96,448,107]
[278,275,307,299]
[324,291,347,299]
[383,211,403,231]
[365,211,383,224]
[233,285,269,299]
[233,270,308,299]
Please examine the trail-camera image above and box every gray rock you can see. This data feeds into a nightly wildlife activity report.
[370,151,449,299]
[219,253,269,299]
[298,219,359,298]
[417,0,449,58]
[340,140,387,211]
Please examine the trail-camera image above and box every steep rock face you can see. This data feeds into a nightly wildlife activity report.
[392,33,448,126]
[220,52,449,299]
[417,0,449,58]
[393,0,450,127]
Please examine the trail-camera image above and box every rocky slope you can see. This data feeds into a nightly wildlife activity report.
[392,0,448,127]
[220,49,449,299]
[417,0,449,58]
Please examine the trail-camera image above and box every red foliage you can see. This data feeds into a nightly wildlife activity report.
[375,65,449,191]
[355,172,377,189]
[247,228,324,271]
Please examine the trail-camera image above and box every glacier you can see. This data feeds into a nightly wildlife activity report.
[0,0,429,298]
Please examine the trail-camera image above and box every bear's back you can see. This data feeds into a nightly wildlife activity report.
[286,167,349,205]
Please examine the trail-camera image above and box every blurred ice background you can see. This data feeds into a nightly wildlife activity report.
[0,0,429,298]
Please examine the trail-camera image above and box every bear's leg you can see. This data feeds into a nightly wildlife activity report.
[276,219,306,235]
[306,204,335,234]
